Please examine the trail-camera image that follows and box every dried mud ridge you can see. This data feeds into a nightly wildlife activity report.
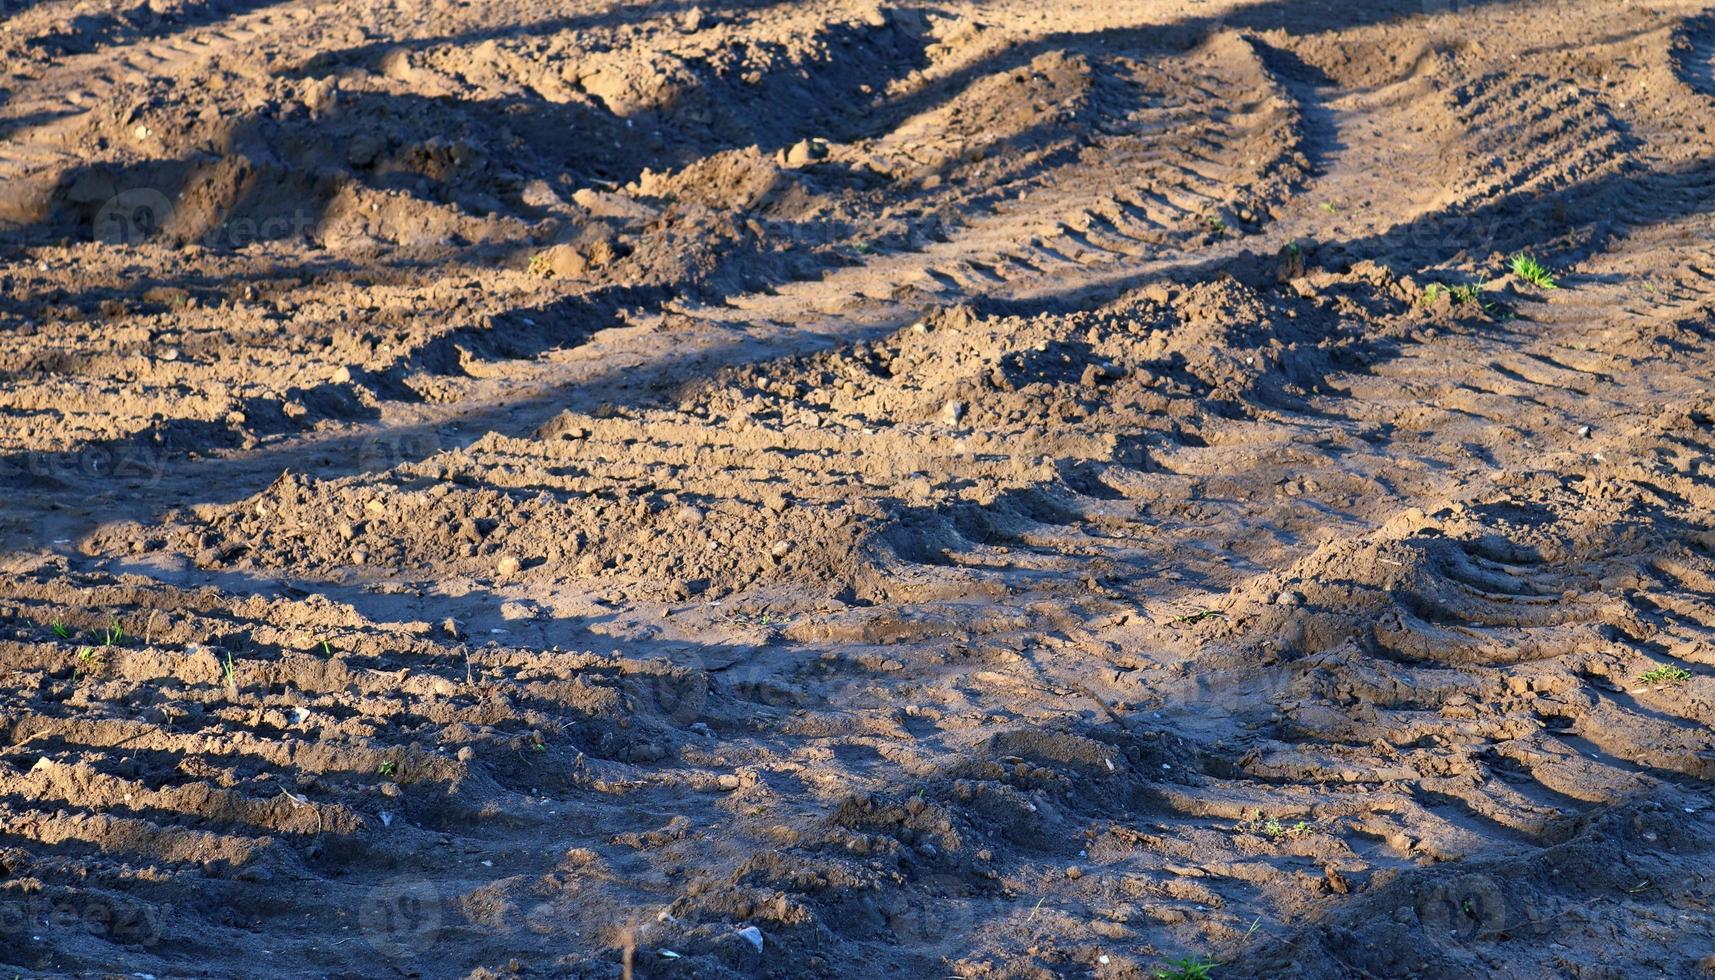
[5,1,1715,977]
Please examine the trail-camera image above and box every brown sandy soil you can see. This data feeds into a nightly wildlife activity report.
[5,0,1715,976]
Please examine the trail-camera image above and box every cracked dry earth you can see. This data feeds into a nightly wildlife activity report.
[6,0,1715,976]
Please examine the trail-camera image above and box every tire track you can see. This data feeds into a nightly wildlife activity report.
[8,2,1715,977]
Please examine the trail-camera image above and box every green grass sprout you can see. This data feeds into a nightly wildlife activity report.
[1638,665,1692,686]
[1156,955,1218,980]
[1509,253,1558,289]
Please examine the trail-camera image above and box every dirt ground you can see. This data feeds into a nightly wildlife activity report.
[3,0,1715,976]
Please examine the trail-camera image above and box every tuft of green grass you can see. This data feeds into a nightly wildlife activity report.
[1240,812,1314,840]
[50,619,70,640]
[379,760,398,777]
[1156,955,1218,980]
[1204,213,1227,235]
[1509,253,1558,290]
[1424,276,1496,310]
[1449,283,1486,306]
[72,645,102,681]
[1638,665,1692,686]
[726,609,791,629]
[102,621,124,647]
[222,651,237,688]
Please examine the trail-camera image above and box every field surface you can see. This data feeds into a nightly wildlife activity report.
[5,0,1715,976]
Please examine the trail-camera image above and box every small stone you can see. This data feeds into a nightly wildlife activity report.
[1276,590,1302,607]
[500,599,540,621]
[1578,424,1592,438]
[784,138,828,166]
[534,243,588,278]
[303,77,339,115]
[770,540,792,559]
[1065,865,1083,880]
[1325,866,1351,894]
[496,555,521,579]
[677,505,705,526]
[717,773,742,790]
[456,746,475,763]
[347,133,385,167]
[942,400,966,425]
[330,365,353,384]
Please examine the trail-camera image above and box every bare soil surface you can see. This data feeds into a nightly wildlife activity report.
[5,0,1715,976]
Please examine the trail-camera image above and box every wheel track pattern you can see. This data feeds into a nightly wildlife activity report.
[7,2,1715,976]
[0,0,340,222]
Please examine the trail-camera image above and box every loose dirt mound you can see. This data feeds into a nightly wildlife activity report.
[5,1,1715,978]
